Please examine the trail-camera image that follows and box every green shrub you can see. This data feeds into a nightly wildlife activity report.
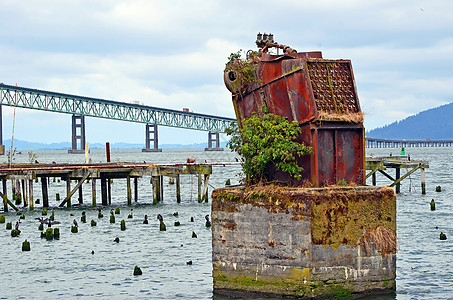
[226,107,312,185]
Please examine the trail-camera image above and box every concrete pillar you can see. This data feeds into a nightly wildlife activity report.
[142,124,162,152]
[68,115,86,154]
[205,131,223,151]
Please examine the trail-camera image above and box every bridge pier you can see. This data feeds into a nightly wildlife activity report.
[68,115,86,154]
[205,131,223,151]
[142,124,162,152]
[0,105,4,155]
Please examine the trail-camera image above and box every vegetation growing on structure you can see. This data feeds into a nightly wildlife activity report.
[28,151,37,163]
[224,50,259,94]
[226,107,313,185]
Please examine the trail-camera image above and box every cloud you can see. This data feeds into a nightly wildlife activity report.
[1,0,452,145]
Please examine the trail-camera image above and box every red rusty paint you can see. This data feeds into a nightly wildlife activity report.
[225,36,365,186]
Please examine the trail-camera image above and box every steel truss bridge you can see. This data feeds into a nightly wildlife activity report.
[0,83,237,153]
[0,83,236,131]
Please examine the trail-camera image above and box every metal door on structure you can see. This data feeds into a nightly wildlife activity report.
[316,128,364,185]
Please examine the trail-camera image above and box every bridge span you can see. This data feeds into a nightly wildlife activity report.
[365,138,453,148]
[0,83,237,154]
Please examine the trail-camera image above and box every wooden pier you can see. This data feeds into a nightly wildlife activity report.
[0,162,234,212]
[366,156,429,194]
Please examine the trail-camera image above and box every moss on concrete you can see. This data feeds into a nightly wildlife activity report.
[211,185,397,298]
[310,186,396,251]
[213,269,373,299]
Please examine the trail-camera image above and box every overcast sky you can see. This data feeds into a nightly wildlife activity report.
[0,0,452,146]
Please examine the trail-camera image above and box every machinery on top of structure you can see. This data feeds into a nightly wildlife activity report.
[224,33,365,186]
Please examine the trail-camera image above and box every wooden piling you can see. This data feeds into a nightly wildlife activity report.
[395,168,401,194]
[203,174,210,202]
[152,176,157,204]
[91,178,96,207]
[42,176,49,208]
[108,178,112,205]
[78,185,83,204]
[176,174,181,203]
[28,179,34,211]
[15,179,21,204]
[66,175,71,208]
[421,167,426,194]
[101,176,107,205]
[127,176,132,206]
[197,174,202,202]
[22,179,27,207]
[134,177,138,202]
[159,175,163,201]
[2,179,7,212]
[22,179,28,207]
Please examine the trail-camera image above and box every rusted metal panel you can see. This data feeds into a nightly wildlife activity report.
[226,35,365,186]
[307,61,360,115]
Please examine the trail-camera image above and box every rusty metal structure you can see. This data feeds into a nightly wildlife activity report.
[224,33,365,186]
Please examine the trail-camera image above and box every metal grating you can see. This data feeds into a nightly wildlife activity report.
[307,61,359,114]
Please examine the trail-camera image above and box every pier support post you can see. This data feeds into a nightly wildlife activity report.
[203,174,210,202]
[2,179,7,212]
[421,167,426,194]
[205,131,223,151]
[176,174,181,203]
[78,185,83,204]
[68,115,86,154]
[127,176,132,206]
[0,105,4,155]
[134,178,138,202]
[22,179,28,207]
[108,178,112,205]
[152,176,163,203]
[42,177,49,208]
[29,179,33,211]
[160,175,163,201]
[197,174,202,202]
[142,124,162,152]
[91,178,96,207]
[395,168,401,194]
[65,175,71,208]
[101,176,107,206]
[152,176,158,204]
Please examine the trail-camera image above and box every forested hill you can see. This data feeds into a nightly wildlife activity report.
[366,102,453,140]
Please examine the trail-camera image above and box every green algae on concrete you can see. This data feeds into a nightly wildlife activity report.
[211,185,396,298]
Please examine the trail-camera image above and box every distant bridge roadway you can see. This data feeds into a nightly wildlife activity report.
[0,83,236,132]
[365,138,453,148]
